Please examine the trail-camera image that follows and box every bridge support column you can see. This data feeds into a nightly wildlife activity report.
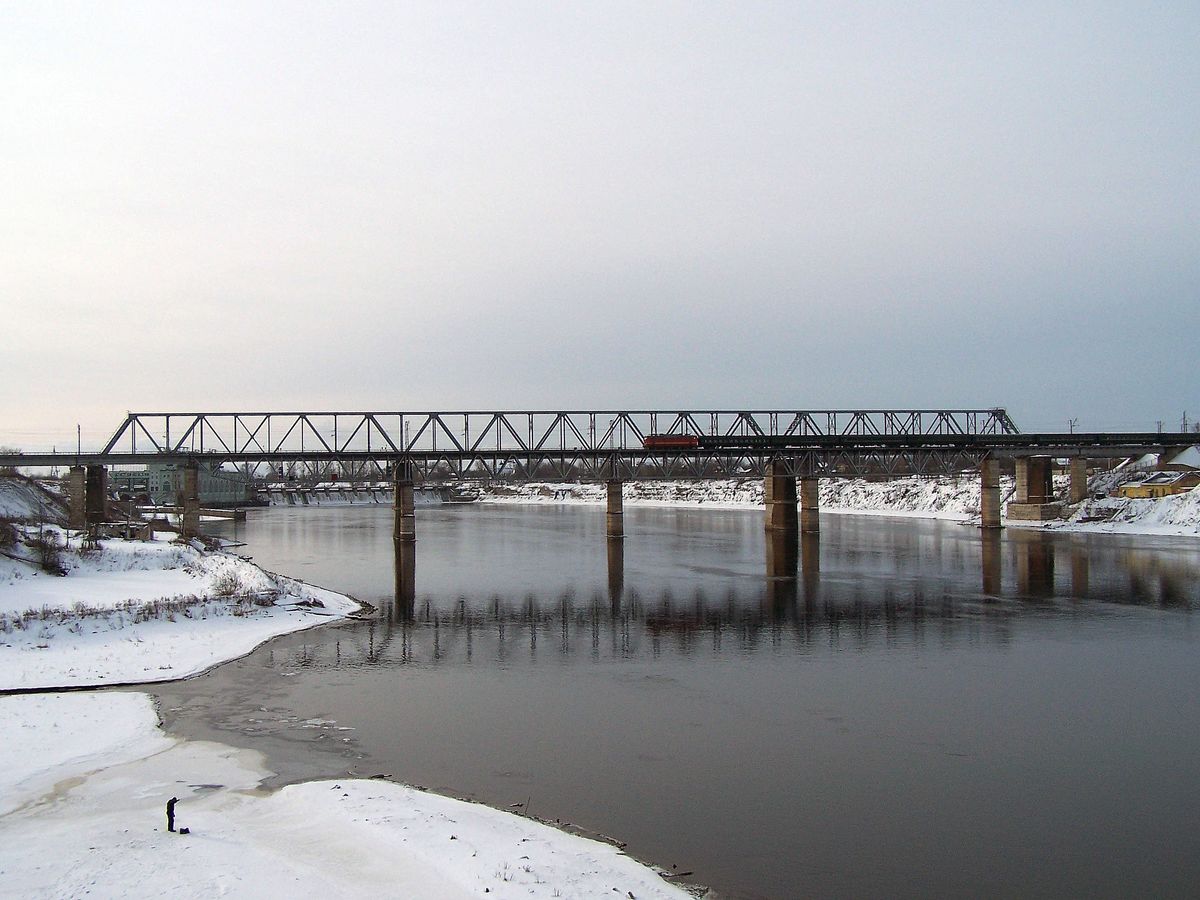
[86,465,109,527]
[68,465,110,529]
[393,473,416,543]
[980,459,1002,529]
[606,481,624,538]
[1008,457,1061,521]
[180,463,200,537]
[764,462,797,533]
[800,477,820,533]
[67,466,87,529]
[1069,458,1089,504]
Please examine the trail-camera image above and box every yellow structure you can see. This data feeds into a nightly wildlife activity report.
[1117,472,1200,499]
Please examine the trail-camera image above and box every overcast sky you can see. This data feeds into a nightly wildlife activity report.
[3,1,1197,449]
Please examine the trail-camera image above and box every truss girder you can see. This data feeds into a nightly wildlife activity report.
[102,409,1018,461]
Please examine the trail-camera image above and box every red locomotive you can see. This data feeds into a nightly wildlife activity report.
[643,433,700,450]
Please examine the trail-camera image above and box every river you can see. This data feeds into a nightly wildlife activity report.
[153,502,1200,898]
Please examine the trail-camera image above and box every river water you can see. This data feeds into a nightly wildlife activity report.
[153,503,1200,898]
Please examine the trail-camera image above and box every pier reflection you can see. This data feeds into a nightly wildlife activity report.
[981,530,1002,596]
[764,531,798,611]
[393,541,416,620]
[608,537,624,613]
[1014,531,1055,598]
[315,528,1193,671]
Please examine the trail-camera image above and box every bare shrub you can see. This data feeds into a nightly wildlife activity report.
[27,529,64,575]
[0,518,18,551]
[211,569,244,597]
[253,590,278,607]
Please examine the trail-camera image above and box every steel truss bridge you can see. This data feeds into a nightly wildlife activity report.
[3,408,1195,481]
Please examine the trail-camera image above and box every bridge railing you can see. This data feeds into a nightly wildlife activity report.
[102,409,1020,458]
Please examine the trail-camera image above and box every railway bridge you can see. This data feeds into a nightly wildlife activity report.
[3,408,1195,559]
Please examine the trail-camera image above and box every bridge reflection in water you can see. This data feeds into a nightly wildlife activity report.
[345,528,1200,670]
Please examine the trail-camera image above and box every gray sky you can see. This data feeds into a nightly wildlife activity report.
[3,1,1197,449]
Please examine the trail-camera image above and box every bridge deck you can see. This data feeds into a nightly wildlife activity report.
[2,410,1193,481]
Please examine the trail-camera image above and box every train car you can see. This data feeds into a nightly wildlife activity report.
[697,434,775,449]
[643,433,700,450]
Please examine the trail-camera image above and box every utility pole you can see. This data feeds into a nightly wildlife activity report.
[1068,417,1078,434]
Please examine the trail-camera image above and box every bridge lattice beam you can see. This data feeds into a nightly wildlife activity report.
[100,409,1021,458]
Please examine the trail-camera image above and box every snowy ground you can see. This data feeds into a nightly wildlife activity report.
[476,476,988,519]
[0,529,696,899]
[0,692,694,898]
[1053,488,1200,536]
[474,476,1200,537]
[0,475,66,524]
[0,528,360,691]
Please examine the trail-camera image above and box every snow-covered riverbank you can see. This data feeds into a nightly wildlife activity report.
[0,528,361,691]
[0,529,697,898]
[477,476,987,519]
[475,476,1200,537]
[1,691,695,898]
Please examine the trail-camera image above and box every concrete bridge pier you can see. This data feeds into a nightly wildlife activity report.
[764,461,797,533]
[180,463,200,537]
[67,466,85,529]
[606,480,624,539]
[980,458,1002,529]
[393,467,416,544]
[1069,458,1089,504]
[68,464,110,530]
[800,477,820,533]
[1008,457,1060,521]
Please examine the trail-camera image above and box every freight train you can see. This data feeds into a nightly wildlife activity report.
[642,432,1176,451]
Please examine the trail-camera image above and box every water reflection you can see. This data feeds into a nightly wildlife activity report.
[351,523,1200,672]
[1012,530,1055,597]
[607,536,623,612]
[393,540,416,620]
[981,529,1002,596]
